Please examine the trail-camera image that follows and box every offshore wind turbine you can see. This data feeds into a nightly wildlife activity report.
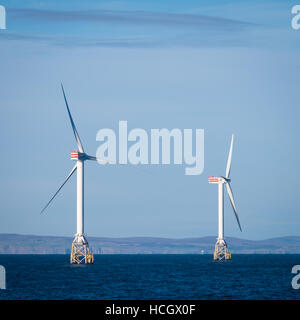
[41,85,104,264]
[208,135,242,260]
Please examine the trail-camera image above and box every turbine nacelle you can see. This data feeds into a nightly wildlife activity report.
[70,150,98,162]
[71,150,86,161]
[208,176,230,184]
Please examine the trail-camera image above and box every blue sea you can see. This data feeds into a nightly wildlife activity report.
[0,254,299,300]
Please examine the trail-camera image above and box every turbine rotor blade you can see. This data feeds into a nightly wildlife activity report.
[225,181,242,232]
[40,164,77,214]
[61,84,84,153]
[85,155,116,164]
[225,134,234,178]
[85,155,154,176]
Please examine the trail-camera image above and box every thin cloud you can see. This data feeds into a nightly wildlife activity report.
[1,8,258,48]
[0,31,258,49]
[9,8,254,30]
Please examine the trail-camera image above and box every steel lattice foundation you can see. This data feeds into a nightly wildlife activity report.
[213,239,231,261]
[70,236,94,264]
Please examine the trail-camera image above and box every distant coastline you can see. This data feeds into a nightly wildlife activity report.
[0,233,300,254]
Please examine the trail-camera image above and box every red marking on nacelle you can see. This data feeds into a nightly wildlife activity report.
[71,150,79,160]
[208,177,219,183]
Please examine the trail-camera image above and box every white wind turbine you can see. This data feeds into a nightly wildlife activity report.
[208,134,242,260]
[41,84,107,264]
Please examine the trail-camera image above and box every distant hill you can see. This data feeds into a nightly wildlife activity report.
[0,234,300,254]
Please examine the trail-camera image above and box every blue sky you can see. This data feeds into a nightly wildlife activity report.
[0,0,299,240]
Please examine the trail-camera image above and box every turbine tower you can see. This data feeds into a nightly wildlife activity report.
[208,134,242,261]
[41,85,103,264]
